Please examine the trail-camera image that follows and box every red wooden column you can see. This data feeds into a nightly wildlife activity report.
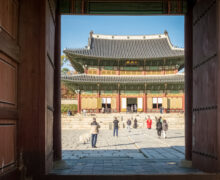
[143,93,146,113]
[182,94,185,112]
[53,6,62,161]
[77,91,81,113]
[97,89,100,113]
[117,89,120,112]
[185,5,193,161]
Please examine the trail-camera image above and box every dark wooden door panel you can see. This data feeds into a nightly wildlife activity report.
[0,0,19,177]
[192,0,219,172]
[0,0,19,39]
[0,53,17,108]
[0,124,16,173]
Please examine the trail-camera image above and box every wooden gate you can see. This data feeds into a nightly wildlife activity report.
[0,0,59,178]
[0,0,19,177]
[192,0,220,172]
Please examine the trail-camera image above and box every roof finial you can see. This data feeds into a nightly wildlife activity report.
[90,30,94,38]
[164,30,168,36]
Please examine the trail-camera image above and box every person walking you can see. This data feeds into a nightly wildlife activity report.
[162,119,168,138]
[113,117,119,137]
[160,106,163,114]
[90,118,100,148]
[156,117,162,138]
[127,119,131,132]
[133,118,138,129]
[146,116,152,129]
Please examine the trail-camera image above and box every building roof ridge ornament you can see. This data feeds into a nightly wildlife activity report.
[92,32,167,40]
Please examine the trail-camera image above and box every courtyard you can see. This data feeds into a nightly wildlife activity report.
[52,125,202,175]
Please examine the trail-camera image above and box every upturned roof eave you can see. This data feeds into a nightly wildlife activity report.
[61,75,184,84]
[64,50,184,61]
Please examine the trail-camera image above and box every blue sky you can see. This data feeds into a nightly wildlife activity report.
[61,15,184,70]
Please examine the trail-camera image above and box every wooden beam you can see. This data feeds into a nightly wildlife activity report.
[184,3,193,161]
[53,4,62,161]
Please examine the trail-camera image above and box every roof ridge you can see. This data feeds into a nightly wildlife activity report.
[92,33,167,40]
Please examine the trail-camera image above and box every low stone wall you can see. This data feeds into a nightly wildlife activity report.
[62,113,184,130]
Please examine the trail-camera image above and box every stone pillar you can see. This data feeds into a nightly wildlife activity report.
[53,8,61,161]
[185,5,193,161]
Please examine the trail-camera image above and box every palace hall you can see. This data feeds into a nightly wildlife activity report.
[62,31,184,113]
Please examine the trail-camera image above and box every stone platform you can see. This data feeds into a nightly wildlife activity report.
[62,113,184,129]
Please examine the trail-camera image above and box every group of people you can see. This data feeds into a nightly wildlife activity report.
[67,109,73,116]
[156,117,168,138]
[89,115,169,148]
[145,116,168,138]
[112,117,138,136]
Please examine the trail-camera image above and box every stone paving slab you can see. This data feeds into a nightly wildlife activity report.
[52,159,202,175]
[55,128,203,175]
[62,128,185,160]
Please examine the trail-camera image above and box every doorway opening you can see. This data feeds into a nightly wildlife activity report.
[102,98,112,113]
[127,98,137,112]
[58,14,191,175]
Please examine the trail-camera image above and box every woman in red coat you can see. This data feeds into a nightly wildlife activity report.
[146,116,152,129]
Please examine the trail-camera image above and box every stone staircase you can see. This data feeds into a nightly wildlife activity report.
[62,113,184,130]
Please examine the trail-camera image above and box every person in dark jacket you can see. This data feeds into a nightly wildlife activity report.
[133,118,138,129]
[162,119,168,138]
[127,119,131,132]
[156,117,162,138]
[113,117,119,137]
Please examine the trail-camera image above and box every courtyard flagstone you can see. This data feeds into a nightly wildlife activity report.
[51,127,202,175]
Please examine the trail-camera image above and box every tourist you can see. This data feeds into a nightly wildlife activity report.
[160,106,163,114]
[133,118,138,129]
[90,118,100,148]
[156,117,162,138]
[131,105,134,113]
[162,119,168,139]
[134,105,137,112]
[127,119,131,132]
[67,109,71,116]
[83,109,86,116]
[113,117,119,137]
[146,115,152,129]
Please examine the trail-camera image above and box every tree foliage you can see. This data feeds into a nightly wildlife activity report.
[61,54,68,67]
[62,67,70,74]
[61,104,77,114]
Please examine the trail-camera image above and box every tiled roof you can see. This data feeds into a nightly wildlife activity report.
[61,74,184,84]
[65,32,184,59]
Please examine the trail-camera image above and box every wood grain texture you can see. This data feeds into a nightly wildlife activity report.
[0,0,19,39]
[18,0,47,176]
[53,7,62,160]
[45,0,56,172]
[0,53,17,108]
[0,29,20,62]
[18,0,57,175]
[192,0,219,172]
[0,125,16,172]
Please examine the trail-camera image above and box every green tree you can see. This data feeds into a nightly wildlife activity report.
[61,54,67,67]
[62,67,70,74]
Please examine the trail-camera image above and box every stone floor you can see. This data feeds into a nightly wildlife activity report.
[51,128,202,175]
